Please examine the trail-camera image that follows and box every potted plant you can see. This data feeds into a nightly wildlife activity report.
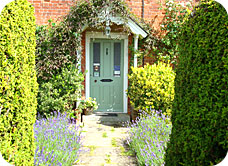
[69,108,82,123]
[78,97,98,115]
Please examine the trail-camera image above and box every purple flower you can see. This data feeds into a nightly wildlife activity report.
[34,112,82,165]
[127,109,172,165]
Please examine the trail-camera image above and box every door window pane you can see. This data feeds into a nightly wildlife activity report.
[93,43,100,77]
[114,43,121,76]
[93,43,100,63]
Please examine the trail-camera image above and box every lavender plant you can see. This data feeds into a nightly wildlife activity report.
[127,110,171,166]
[34,112,82,165]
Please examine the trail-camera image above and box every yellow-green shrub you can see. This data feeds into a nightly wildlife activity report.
[0,0,38,165]
[127,62,175,115]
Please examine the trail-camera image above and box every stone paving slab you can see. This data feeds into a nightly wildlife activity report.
[74,113,137,166]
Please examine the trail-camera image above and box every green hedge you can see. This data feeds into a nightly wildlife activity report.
[0,0,38,165]
[165,0,228,165]
[127,62,175,116]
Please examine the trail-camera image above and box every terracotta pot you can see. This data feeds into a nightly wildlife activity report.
[75,111,81,121]
[83,107,93,115]
[71,109,81,122]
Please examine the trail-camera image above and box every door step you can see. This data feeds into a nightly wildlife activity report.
[96,113,118,117]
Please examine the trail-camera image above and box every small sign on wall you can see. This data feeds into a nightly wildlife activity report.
[93,63,100,77]
[114,65,120,77]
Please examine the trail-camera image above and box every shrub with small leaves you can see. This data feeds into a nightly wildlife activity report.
[165,0,228,165]
[127,62,175,116]
[37,65,84,117]
[0,0,38,165]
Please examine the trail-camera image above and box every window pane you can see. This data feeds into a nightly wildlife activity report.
[93,43,100,63]
[114,43,121,71]
[93,43,100,77]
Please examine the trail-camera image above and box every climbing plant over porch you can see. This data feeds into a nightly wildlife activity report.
[36,0,135,82]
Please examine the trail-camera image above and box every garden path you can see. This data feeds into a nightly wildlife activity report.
[74,113,137,166]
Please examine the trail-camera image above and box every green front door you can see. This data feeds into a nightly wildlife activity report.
[90,39,124,112]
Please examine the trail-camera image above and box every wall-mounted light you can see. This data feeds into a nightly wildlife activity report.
[104,6,111,37]
[105,22,111,36]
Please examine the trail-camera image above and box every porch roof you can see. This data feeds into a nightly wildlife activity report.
[82,16,148,38]
[109,16,148,38]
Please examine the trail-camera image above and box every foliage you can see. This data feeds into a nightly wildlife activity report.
[127,62,175,116]
[165,0,228,165]
[141,0,193,66]
[34,112,82,165]
[36,23,81,82]
[0,0,38,165]
[127,110,171,166]
[69,109,82,121]
[66,0,131,32]
[37,65,84,117]
[78,97,98,110]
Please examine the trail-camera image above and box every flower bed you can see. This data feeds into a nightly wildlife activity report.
[34,112,82,165]
[127,110,172,166]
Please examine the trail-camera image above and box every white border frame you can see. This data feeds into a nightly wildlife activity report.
[85,32,128,113]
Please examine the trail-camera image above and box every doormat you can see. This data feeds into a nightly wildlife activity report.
[98,113,118,117]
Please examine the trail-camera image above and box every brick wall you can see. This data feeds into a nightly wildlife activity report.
[28,0,74,25]
[126,0,162,28]
[126,0,199,30]
[28,0,198,26]
[81,31,86,99]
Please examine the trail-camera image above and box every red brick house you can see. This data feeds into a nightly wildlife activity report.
[27,0,197,114]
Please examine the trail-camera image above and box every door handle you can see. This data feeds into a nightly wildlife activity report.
[100,79,113,82]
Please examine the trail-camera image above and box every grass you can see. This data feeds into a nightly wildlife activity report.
[81,130,87,132]
[102,132,108,138]
[110,127,115,132]
[111,137,134,157]
[105,154,111,164]
[120,146,135,156]
[86,145,97,155]
[111,138,117,147]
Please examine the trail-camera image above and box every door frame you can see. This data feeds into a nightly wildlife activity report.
[85,32,128,113]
